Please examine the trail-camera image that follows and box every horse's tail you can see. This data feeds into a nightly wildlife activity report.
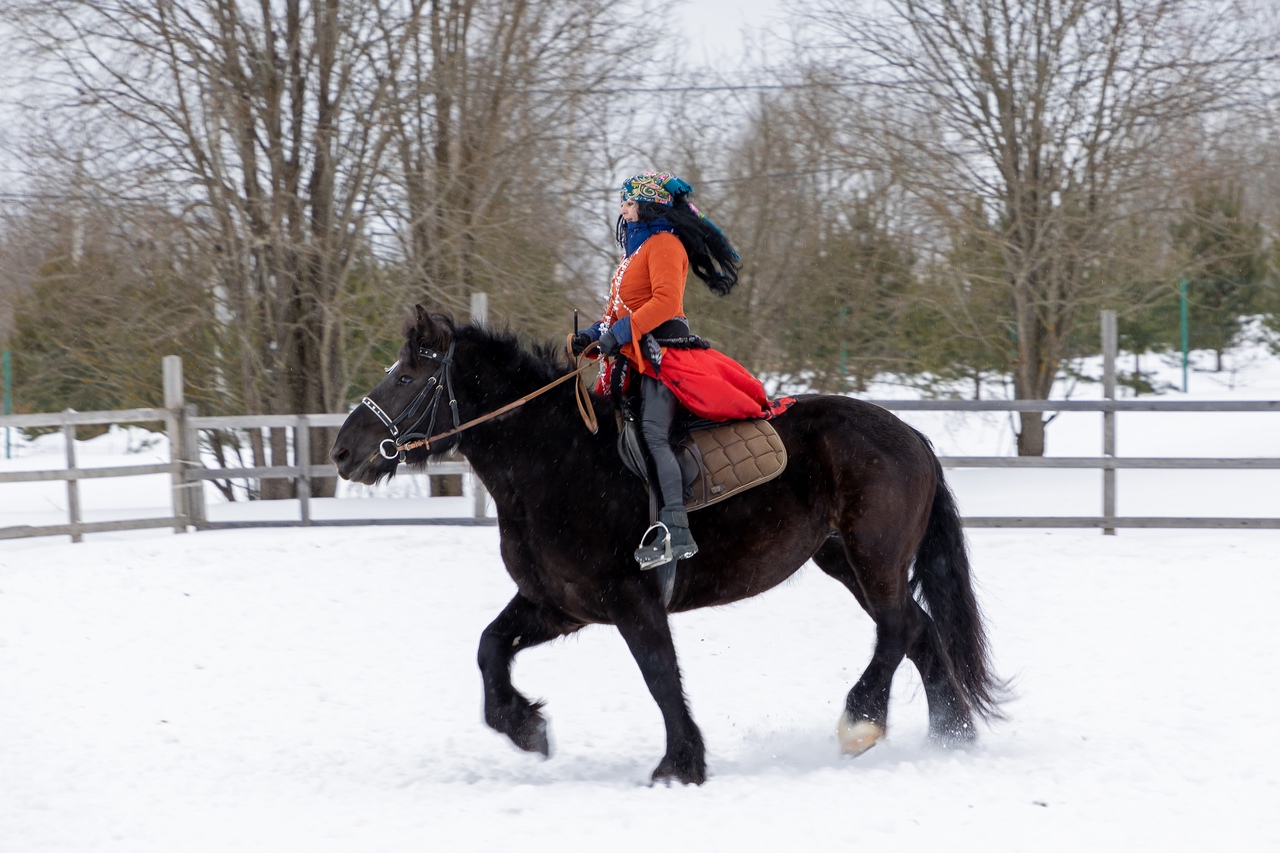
[910,448,1007,722]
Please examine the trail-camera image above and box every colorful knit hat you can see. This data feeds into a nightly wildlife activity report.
[620,172,694,206]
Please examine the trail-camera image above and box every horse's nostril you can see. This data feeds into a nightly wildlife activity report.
[331,445,349,464]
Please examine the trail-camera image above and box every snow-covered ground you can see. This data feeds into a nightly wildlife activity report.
[2,343,1278,850]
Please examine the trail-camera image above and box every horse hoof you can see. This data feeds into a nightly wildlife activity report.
[511,715,550,757]
[837,713,884,756]
[650,754,706,786]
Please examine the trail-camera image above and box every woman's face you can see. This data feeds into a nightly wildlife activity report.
[620,200,639,223]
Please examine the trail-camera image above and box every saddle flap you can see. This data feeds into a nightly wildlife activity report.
[616,415,787,513]
[680,419,787,512]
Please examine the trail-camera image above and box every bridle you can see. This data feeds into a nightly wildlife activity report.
[362,341,461,461]
[362,335,600,463]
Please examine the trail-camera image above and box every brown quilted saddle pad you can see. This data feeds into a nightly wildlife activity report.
[678,419,787,511]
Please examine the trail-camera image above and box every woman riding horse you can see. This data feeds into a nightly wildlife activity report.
[574,172,790,569]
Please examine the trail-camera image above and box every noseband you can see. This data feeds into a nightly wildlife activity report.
[361,341,461,461]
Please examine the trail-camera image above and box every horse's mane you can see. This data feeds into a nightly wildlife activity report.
[400,311,574,385]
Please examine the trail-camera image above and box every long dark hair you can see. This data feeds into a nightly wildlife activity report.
[616,196,741,296]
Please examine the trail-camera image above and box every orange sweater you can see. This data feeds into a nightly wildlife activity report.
[603,232,688,374]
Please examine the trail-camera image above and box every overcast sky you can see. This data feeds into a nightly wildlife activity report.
[0,2,796,191]
[672,0,790,68]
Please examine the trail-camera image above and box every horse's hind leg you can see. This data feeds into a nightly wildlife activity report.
[903,607,977,745]
[812,537,925,755]
[813,538,974,750]
[477,593,583,756]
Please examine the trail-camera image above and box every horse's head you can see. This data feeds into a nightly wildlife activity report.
[331,304,461,484]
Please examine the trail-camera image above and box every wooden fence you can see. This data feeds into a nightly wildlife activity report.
[0,357,489,542]
[0,405,182,542]
[3,312,1279,542]
[180,411,486,532]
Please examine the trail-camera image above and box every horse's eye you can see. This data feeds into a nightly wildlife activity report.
[398,374,414,386]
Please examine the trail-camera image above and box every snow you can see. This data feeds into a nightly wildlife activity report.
[2,344,1279,850]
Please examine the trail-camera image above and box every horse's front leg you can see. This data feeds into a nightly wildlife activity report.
[477,593,583,756]
[612,577,707,785]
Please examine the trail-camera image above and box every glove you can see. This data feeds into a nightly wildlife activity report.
[571,321,606,355]
[598,328,622,357]
[597,318,632,357]
[609,316,633,346]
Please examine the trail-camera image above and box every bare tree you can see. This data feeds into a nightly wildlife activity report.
[4,0,651,494]
[806,0,1272,453]
[6,0,432,493]
[664,88,862,379]
[384,0,659,340]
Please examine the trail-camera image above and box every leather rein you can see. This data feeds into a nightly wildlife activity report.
[363,335,600,462]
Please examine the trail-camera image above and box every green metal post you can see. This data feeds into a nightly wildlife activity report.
[1179,278,1189,393]
[836,307,849,389]
[3,349,11,459]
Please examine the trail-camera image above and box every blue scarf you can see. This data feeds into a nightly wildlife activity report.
[624,218,675,257]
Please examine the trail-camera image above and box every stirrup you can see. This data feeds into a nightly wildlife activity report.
[634,521,673,570]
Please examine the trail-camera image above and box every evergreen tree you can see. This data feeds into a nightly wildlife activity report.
[777,200,916,392]
[1256,236,1280,349]
[904,202,1015,399]
[1169,183,1269,370]
[7,206,219,425]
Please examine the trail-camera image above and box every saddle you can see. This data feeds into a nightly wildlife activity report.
[617,414,788,512]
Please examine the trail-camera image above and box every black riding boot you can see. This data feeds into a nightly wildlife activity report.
[634,375,699,569]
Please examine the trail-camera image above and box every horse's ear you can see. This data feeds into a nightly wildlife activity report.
[413,304,434,335]
[409,303,454,352]
[411,303,444,334]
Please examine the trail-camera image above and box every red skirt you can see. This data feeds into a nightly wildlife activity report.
[595,348,794,422]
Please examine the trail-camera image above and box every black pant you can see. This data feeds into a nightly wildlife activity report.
[640,374,683,510]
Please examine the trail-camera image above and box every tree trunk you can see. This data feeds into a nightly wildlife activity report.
[1016,411,1046,457]
[263,427,293,500]
[1013,308,1050,456]
[310,427,337,498]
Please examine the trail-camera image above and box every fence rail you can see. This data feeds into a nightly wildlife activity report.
[875,392,1280,529]
[0,406,183,542]
[3,311,1279,541]
[5,393,1279,541]
[182,411,484,531]
[872,399,1280,412]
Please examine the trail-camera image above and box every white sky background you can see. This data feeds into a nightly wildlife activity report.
[0,1,800,213]
[671,0,792,68]
[0,2,799,287]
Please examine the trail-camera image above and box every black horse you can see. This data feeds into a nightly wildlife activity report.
[330,306,1004,785]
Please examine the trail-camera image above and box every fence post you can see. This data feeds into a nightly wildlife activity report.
[62,415,83,543]
[1180,278,1189,393]
[183,403,207,528]
[469,292,490,520]
[1101,310,1117,536]
[163,355,188,533]
[3,349,11,460]
[296,415,312,526]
